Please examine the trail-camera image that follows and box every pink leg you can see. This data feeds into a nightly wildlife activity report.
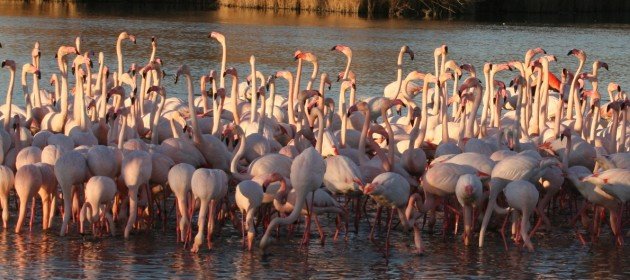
[500,211,510,251]
[384,207,395,259]
[313,214,326,246]
[569,201,590,227]
[528,208,544,238]
[29,198,36,232]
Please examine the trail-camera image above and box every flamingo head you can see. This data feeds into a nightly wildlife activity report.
[331,44,352,57]
[294,50,304,61]
[262,173,284,193]
[409,107,421,125]
[1,59,16,71]
[458,77,482,94]
[388,98,406,110]
[401,45,414,60]
[363,182,380,195]
[596,60,609,71]
[369,125,389,144]
[265,74,276,90]
[11,115,20,130]
[214,88,226,101]
[223,67,237,78]
[460,63,476,75]
[537,141,554,155]
[567,49,586,61]
[174,65,191,84]
[560,127,572,141]
[301,52,318,63]
[464,185,475,197]
[433,45,447,57]
[209,31,225,44]
[347,101,367,117]
[86,97,98,110]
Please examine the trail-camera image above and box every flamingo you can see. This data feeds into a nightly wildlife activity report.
[260,147,326,252]
[502,180,539,252]
[455,174,483,245]
[190,168,228,253]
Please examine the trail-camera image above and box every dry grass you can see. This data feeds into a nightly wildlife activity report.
[218,0,476,18]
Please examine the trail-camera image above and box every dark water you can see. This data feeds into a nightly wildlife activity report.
[0,2,628,278]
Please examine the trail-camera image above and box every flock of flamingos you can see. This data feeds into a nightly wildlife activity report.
[0,31,628,256]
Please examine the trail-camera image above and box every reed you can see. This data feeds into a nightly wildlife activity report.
[218,0,476,18]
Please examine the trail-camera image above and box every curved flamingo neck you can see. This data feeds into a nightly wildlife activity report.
[285,74,296,126]
[249,57,258,124]
[184,73,202,143]
[358,108,370,166]
[268,80,276,119]
[567,60,584,121]
[116,36,125,86]
[465,86,482,138]
[230,128,252,181]
[414,79,431,149]
[220,42,226,89]
[229,74,240,125]
[293,59,303,113]
[117,116,127,149]
[539,60,550,134]
[258,91,267,135]
[150,91,166,145]
[343,55,352,80]
[381,104,395,167]
[440,80,449,143]
[4,69,15,132]
[339,85,351,147]
[21,67,33,121]
[306,60,318,91]
[311,107,324,154]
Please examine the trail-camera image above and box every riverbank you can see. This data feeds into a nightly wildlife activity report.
[217,0,630,19]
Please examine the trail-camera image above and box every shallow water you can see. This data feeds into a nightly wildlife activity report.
[0,2,628,278]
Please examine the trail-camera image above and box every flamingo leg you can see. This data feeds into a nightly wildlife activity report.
[241,210,246,248]
[29,198,36,232]
[313,214,326,246]
[500,211,510,251]
[384,207,395,259]
[528,208,544,238]
[569,201,590,227]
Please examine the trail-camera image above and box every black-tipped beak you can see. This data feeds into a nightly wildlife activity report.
[567,50,573,56]
[36,71,41,80]
[330,46,336,51]
[174,76,179,84]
